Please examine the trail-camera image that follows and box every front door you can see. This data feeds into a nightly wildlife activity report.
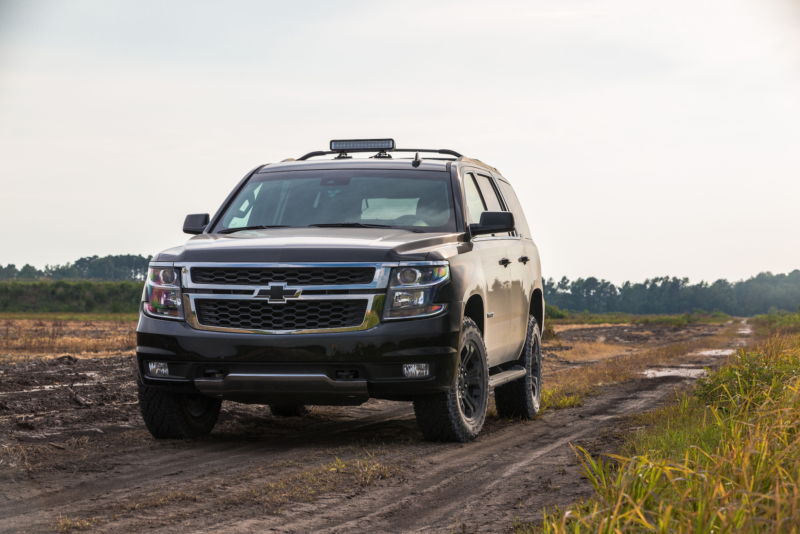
[464,171,516,366]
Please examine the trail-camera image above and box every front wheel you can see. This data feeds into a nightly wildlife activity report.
[413,317,489,442]
[495,316,542,419]
[138,383,221,439]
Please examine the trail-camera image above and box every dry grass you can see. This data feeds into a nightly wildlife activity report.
[542,324,738,410]
[1,436,93,474]
[0,443,37,472]
[46,454,397,532]
[55,516,97,533]
[0,312,138,322]
[0,318,135,358]
[550,340,631,362]
[249,455,396,510]
[124,491,198,512]
[553,323,629,333]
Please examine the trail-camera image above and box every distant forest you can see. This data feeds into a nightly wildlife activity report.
[0,255,798,316]
[545,271,800,316]
[0,255,150,281]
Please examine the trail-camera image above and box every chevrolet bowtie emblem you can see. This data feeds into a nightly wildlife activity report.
[255,283,302,303]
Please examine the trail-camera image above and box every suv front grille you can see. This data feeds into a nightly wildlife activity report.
[194,299,368,331]
[191,267,375,286]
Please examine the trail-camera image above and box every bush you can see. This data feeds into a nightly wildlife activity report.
[0,281,143,313]
[545,304,568,320]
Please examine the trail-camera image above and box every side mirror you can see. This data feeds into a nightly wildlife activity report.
[183,213,210,235]
[469,211,515,237]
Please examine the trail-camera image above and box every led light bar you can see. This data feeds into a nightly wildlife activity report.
[330,138,395,152]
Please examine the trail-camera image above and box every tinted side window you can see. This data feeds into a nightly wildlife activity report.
[475,174,504,212]
[498,180,531,238]
[463,173,487,224]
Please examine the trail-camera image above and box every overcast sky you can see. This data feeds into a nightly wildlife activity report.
[1,0,799,283]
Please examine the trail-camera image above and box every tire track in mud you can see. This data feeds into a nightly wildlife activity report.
[0,322,744,533]
[0,402,414,525]
[211,375,698,534]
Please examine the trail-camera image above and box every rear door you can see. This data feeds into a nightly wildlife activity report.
[496,178,534,356]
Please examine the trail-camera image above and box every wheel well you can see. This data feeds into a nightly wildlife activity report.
[464,295,484,334]
[530,289,544,331]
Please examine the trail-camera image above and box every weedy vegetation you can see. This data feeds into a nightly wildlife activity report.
[751,311,800,336]
[522,314,800,533]
[0,317,136,358]
[549,309,731,327]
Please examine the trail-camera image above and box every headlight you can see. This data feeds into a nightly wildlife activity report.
[142,266,183,319]
[385,264,449,319]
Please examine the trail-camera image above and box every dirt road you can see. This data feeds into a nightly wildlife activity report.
[0,322,744,533]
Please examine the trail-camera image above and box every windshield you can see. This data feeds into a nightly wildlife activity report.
[214,170,456,233]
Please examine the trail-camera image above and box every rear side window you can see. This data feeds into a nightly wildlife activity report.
[497,180,531,238]
[475,174,504,212]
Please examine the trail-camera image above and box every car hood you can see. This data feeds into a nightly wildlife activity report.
[154,227,464,263]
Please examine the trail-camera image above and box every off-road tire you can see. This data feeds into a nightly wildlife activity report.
[413,317,489,442]
[138,382,221,439]
[495,316,542,419]
[269,404,309,417]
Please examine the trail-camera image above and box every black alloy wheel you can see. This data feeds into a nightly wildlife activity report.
[457,339,488,422]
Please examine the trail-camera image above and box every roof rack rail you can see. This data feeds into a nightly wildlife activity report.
[297,139,462,161]
[297,148,463,161]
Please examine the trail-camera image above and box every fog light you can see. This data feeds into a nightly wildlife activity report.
[403,363,430,378]
[147,361,170,377]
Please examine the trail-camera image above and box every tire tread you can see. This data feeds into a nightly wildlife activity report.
[413,317,488,442]
[138,383,221,439]
[495,316,541,419]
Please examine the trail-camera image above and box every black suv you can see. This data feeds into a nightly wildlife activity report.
[137,139,544,442]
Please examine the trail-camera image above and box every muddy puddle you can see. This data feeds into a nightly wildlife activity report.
[692,348,735,357]
[643,367,707,379]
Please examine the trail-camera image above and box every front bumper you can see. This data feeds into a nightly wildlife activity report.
[136,309,461,404]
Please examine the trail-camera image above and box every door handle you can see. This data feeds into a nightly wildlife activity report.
[499,258,511,267]
[518,256,530,265]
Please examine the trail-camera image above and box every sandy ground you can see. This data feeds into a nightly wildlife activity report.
[0,321,745,533]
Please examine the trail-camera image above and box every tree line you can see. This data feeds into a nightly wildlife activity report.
[1,254,798,316]
[0,255,151,281]
[545,271,800,316]
[0,281,143,313]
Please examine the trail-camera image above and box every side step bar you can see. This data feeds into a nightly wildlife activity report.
[488,366,527,389]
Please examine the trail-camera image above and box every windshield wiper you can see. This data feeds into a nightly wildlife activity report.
[308,223,426,232]
[308,223,394,229]
[218,225,293,234]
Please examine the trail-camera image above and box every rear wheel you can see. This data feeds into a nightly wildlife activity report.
[138,382,221,439]
[495,316,542,419]
[269,404,309,417]
[413,318,489,442]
